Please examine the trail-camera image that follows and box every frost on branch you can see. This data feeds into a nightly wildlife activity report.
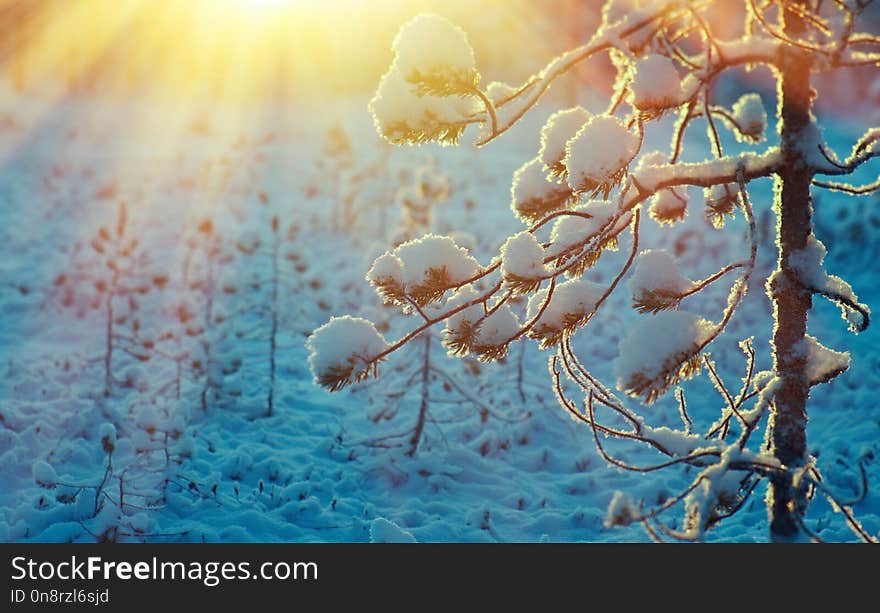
[370,14,481,145]
[526,278,605,348]
[367,234,479,307]
[637,151,689,224]
[614,311,714,403]
[307,316,389,391]
[629,249,694,313]
[539,107,592,179]
[703,183,740,229]
[630,54,684,114]
[501,231,546,294]
[681,448,778,539]
[510,157,576,224]
[800,335,850,386]
[789,235,870,332]
[601,0,655,53]
[640,425,704,457]
[730,93,767,143]
[564,115,640,198]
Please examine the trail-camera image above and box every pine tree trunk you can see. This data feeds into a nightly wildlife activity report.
[767,2,814,541]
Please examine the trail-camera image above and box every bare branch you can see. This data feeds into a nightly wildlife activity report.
[814,132,880,176]
[676,387,693,434]
[748,0,827,52]
[812,176,880,195]
[473,4,780,146]
[470,86,498,138]
[809,475,879,543]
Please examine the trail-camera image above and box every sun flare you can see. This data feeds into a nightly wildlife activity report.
[2,0,552,105]
[221,0,300,13]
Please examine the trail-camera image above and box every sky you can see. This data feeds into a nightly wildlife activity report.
[1,0,563,101]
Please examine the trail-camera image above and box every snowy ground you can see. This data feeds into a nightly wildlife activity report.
[0,82,877,543]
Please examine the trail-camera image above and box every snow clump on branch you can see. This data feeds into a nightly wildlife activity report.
[789,235,870,332]
[547,200,621,259]
[370,14,482,145]
[526,278,606,347]
[367,234,479,307]
[539,106,592,178]
[630,54,684,112]
[564,116,640,197]
[731,93,767,142]
[628,249,694,313]
[307,317,390,391]
[614,310,714,403]
[510,157,576,224]
[501,231,547,293]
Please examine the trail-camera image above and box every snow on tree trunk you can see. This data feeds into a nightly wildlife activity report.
[766,2,813,542]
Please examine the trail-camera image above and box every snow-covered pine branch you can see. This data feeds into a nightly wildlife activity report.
[310,0,880,542]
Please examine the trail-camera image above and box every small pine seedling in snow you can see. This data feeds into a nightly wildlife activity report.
[53,202,165,398]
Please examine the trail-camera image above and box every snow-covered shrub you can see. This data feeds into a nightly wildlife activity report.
[31,412,192,542]
[52,202,165,397]
[604,491,638,528]
[32,461,58,489]
[160,211,299,419]
[312,124,394,235]
[223,212,306,417]
[360,159,525,454]
[163,216,237,413]
[317,125,354,230]
[315,1,880,542]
